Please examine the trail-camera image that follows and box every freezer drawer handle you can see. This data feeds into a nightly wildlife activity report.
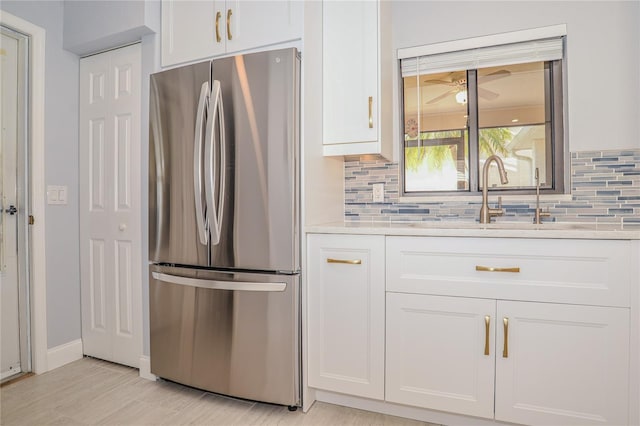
[152,272,286,292]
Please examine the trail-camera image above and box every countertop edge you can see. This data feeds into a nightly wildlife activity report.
[305,223,640,240]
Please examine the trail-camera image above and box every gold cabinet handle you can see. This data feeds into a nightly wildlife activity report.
[476,265,520,273]
[327,258,362,265]
[502,317,509,358]
[215,11,222,42]
[484,315,490,356]
[368,96,373,128]
[226,9,233,40]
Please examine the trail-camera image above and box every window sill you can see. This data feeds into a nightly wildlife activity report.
[398,193,573,204]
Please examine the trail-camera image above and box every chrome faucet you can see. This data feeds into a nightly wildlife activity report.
[479,155,509,223]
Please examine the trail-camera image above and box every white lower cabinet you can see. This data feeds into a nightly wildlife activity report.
[494,301,629,425]
[386,293,630,425]
[307,234,385,399]
[307,234,634,424]
[386,293,496,419]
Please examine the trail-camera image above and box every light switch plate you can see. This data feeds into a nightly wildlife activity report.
[372,183,384,203]
[47,185,68,205]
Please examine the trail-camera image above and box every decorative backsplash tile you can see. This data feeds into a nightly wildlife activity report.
[344,149,640,225]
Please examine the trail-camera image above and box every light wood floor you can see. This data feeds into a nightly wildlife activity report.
[0,357,439,425]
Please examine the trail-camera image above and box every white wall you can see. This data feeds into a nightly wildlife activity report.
[0,0,81,348]
[392,1,640,152]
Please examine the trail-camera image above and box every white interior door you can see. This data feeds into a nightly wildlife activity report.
[1,30,22,380]
[79,44,142,368]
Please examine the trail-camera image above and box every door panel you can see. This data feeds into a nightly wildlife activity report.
[80,44,142,368]
[148,60,211,267]
[115,114,132,210]
[211,48,299,272]
[115,240,133,337]
[307,234,385,400]
[1,30,22,379]
[89,119,105,210]
[161,0,225,67]
[323,1,378,145]
[386,293,496,419]
[89,239,106,331]
[495,301,629,425]
[226,1,303,53]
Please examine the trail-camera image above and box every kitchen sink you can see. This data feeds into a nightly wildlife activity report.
[400,221,602,231]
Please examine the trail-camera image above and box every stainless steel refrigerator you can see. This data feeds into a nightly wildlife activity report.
[148,48,300,408]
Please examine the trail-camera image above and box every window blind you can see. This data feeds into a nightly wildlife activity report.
[401,37,564,77]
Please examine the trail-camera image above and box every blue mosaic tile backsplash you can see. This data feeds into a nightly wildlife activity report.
[344,149,640,225]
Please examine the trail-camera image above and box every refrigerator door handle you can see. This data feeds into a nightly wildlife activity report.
[152,272,286,292]
[193,81,210,245]
[204,79,225,245]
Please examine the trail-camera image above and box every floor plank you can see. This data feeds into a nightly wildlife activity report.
[0,358,439,425]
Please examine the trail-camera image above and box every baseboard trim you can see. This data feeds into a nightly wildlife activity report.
[47,339,83,372]
[138,355,156,381]
[314,390,497,426]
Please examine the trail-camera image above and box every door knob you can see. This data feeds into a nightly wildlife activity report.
[119,224,127,231]
[5,205,17,215]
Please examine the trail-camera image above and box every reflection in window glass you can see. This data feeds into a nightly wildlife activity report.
[403,71,469,192]
[402,58,561,195]
[478,63,551,190]
[405,132,468,191]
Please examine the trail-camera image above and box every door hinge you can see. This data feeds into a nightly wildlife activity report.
[28,215,35,225]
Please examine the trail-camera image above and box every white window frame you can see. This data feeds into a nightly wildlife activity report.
[398,25,568,198]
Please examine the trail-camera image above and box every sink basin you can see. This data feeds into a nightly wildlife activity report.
[399,221,599,231]
[480,222,596,230]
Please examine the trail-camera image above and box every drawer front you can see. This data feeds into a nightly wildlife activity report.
[386,237,631,307]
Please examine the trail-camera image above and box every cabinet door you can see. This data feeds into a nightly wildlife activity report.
[161,0,226,67]
[307,234,385,400]
[495,301,629,425]
[226,1,302,54]
[322,1,378,149]
[386,293,496,419]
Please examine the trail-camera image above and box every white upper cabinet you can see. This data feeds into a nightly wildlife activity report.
[322,0,393,159]
[162,1,222,67]
[162,0,302,68]
[225,1,302,54]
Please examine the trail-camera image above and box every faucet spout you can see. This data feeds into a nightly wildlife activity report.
[479,155,509,224]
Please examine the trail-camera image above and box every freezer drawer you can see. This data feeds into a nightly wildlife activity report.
[149,265,300,407]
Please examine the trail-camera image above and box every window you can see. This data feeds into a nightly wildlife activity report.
[400,32,565,196]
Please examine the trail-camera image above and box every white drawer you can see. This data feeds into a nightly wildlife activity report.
[386,236,632,307]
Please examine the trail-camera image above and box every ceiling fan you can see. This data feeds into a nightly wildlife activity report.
[424,69,511,105]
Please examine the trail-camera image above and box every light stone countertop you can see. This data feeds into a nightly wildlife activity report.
[305,221,640,240]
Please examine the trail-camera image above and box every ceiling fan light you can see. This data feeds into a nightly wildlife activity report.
[455,90,467,104]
